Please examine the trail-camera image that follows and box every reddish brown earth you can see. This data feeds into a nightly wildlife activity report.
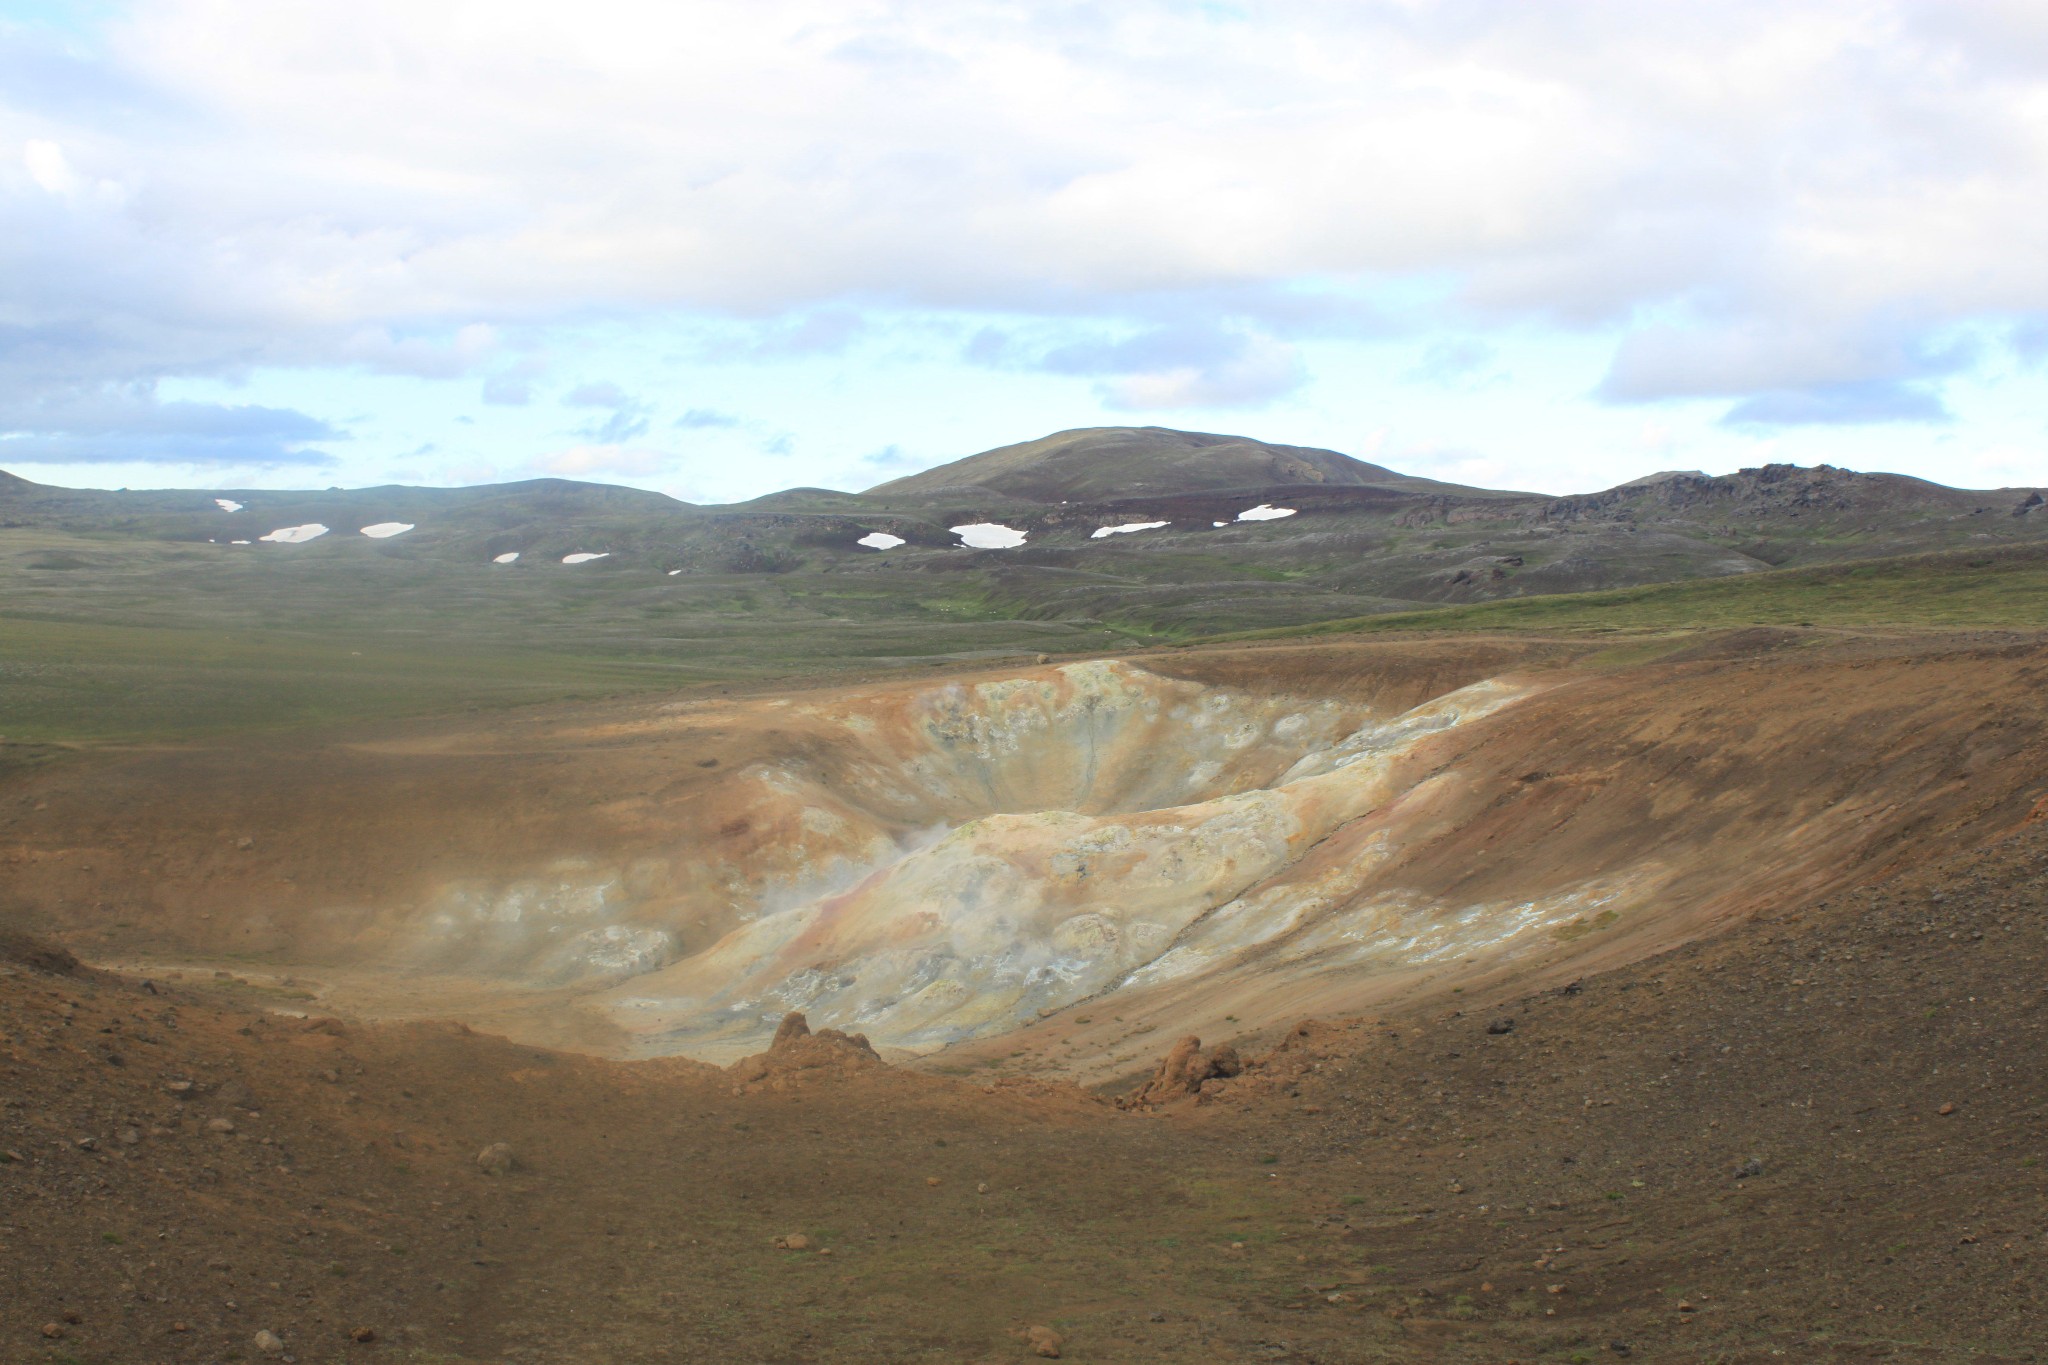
[3,629,2046,1362]
[7,629,2048,1071]
[5,814,2044,1363]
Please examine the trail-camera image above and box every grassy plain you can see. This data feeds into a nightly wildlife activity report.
[7,527,2048,744]
[1234,543,2048,639]
[0,615,703,742]
[0,530,1129,742]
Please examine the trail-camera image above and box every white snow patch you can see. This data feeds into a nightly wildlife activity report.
[1235,504,1297,522]
[213,498,243,513]
[857,531,906,550]
[360,522,414,539]
[230,539,251,545]
[950,522,1027,549]
[562,552,610,564]
[1091,520,1169,539]
[667,568,683,575]
[258,523,329,543]
[492,552,520,564]
[1212,520,1228,527]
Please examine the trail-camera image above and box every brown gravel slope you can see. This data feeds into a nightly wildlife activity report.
[5,810,2045,1363]
[1186,813,2048,1363]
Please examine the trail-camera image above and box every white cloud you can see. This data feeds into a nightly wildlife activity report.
[1959,441,2048,488]
[6,0,2048,434]
[1407,338,1507,391]
[1599,318,1976,404]
[336,323,497,378]
[23,140,78,196]
[38,6,2037,311]
[0,389,341,464]
[533,443,674,477]
[562,381,634,408]
[1103,333,1305,410]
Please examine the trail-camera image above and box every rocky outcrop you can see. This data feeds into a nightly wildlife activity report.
[1120,1034,1243,1108]
[1121,1018,1375,1110]
[726,1012,882,1090]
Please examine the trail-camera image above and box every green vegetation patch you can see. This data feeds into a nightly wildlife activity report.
[1221,545,2048,639]
[0,615,698,743]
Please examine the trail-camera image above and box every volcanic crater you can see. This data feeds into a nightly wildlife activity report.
[13,632,2044,1081]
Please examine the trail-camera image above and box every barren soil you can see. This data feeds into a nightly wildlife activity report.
[3,629,2046,1362]
[7,631,2047,1073]
[3,813,2044,1363]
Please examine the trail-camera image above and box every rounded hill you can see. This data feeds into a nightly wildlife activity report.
[863,425,1475,503]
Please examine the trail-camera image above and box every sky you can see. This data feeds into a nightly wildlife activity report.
[4,0,2048,504]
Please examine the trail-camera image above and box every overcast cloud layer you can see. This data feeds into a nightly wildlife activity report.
[3,1,2046,497]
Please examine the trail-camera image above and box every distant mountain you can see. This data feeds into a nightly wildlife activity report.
[0,475,687,528]
[2,432,2043,654]
[863,426,1508,503]
[1537,463,2048,566]
[1553,463,2014,520]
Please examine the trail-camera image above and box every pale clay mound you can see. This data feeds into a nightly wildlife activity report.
[354,659,1568,1061]
[606,670,1535,1058]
